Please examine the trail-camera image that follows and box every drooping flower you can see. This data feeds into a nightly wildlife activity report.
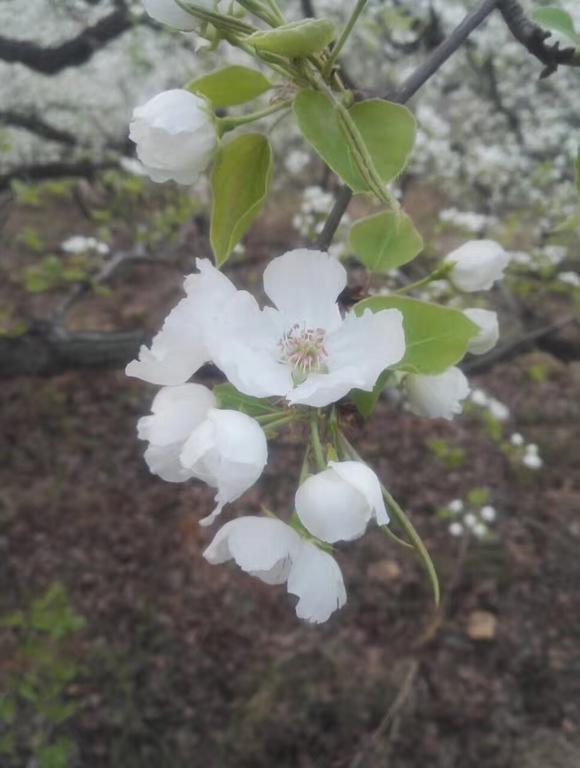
[295,461,388,543]
[405,366,470,420]
[445,240,510,292]
[137,384,267,525]
[464,308,499,355]
[126,260,236,386]
[129,89,217,185]
[207,249,406,407]
[203,516,347,623]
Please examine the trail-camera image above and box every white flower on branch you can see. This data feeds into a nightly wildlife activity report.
[464,308,499,355]
[203,517,346,623]
[295,461,389,544]
[138,384,267,525]
[207,249,406,407]
[129,89,217,185]
[126,260,236,386]
[445,240,510,292]
[406,367,470,420]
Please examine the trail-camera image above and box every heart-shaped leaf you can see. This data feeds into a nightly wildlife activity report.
[294,91,416,193]
[350,210,423,272]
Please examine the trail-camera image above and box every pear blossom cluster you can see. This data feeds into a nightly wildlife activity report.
[509,433,543,471]
[121,0,519,624]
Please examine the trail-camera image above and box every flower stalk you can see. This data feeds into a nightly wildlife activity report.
[324,0,369,76]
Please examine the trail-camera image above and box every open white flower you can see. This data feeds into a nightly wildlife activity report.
[295,461,388,543]
[138,384,267,525]
[207,249,406,407]
[464,308,499,355]
[203,517,346,623]
[406,366,470,420]
[126,259,236,386]
[129,89,217,185]
[445,240,510,292]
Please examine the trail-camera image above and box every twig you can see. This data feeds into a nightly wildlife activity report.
[349,659,419,768]
[496,0,580,78]
[316,0,499,250]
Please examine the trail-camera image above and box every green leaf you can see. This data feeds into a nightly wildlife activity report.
[186,65,272,108]
[355,295,478,374]
[349,210,423,272]
[531,7,579,43]
[38,737,73,768]
[213,383,278,417]
[293,91,415,193]
[210,133,272,266]
[247,19,336,58]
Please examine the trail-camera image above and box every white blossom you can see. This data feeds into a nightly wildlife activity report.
[510,433,524,446]
[448,499,464,514]
[481,505,497,522]
[126,259,236,385]
[207,249,406,407]
[473,522,488,539]
[445,240,510,292]
[522,443,542,470]
[129,89,217,185]
[295,461,389,544]
[488,397,509,421]
[558,271,580,287]
[203,517,346,623]
[137,384,267,525]
[406,367,470,420]
[464,308,499,355]
[61,236,109,255]
[464,512,477,529]
[449,521,464,537]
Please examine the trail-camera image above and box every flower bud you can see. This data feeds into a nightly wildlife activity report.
[295,461,389,544]
[406,367,470,420]
[129,89,217,185]
[445,240,510,292]
[138,384,267,525]
[464,308,499,355]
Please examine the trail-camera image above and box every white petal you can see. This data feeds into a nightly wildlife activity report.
[445,240,510,292]
[406,367,470,420]
[126,260,236,386]
[180,409,268,524]
[295,469,371,543]
[329,461,389,526]
[137,383,215,446]
[203,517,301,585]
[288,308,405,407]
[287,541,346,623]
[263,249,345,332]
[208,294,293,398]
[143,444,194,483]
[464,308,499,355]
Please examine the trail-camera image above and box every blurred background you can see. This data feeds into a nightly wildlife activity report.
[0,1,579,766]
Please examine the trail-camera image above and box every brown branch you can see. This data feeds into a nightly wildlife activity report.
[0,159,118,190]
[0,8,133,75]
[0,111,77,145]
[496,0,580,78]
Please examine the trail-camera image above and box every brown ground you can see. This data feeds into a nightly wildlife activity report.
[1,185,579,767]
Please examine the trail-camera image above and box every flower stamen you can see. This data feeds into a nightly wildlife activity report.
[279,324,328,382]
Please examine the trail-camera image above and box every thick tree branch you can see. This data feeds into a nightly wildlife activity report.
[0,159,118,190]
[316,0,499,250]
[0,8,132,75]
[496,0,580,78]
[0,111,77,145]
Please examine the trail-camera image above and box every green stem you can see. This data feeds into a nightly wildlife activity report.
[255,410,290,425]
[324,0,369,76]
[263,415,297,433]
[176,1,255,34]
[337,431,440,605]
[394,274,435,295]
[309,415,326,472]
[218,101,291,134]
[236,0,282,27]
